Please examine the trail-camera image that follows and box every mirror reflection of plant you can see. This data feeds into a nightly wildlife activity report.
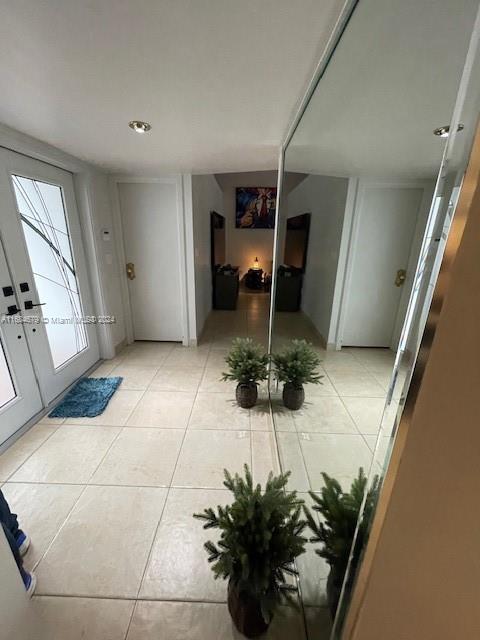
[304,468,380,616]
[272,339,322,387]
[222,337,269,385]
[194,465,307,636]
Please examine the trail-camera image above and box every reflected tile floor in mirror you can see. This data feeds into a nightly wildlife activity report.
[0,290,392,638]
[271,308,395,613]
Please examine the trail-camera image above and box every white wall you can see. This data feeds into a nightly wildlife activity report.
[287,174,349,344]
[214,171,307,277]
[77,172,126,353]
[0,530,47,639]
[191,174,223,338]
[215,171,278,276]
[182,175,196,346]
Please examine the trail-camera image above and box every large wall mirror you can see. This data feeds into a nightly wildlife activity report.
[269,0,480,637]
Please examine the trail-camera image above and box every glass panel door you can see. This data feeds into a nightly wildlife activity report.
[0,235,42,444]
[0,149,99,405]
[11,175,88,369]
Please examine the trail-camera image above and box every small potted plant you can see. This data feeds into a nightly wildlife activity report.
[222,338,269,408]
[304,468,379,617]
[272,339,322,410]
[194,465,307,638]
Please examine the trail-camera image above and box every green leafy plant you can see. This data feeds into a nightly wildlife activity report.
[305,468,380,582]
[194,465,307,623]
[222,338,269,385]
[272,339,323,387]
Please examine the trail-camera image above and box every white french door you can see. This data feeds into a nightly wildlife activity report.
[0,149,99,436]
[0,235,43,443]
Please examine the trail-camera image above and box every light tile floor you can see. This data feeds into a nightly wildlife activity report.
[0,290,396,639]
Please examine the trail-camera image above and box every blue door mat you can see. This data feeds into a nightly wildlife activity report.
[48,377,123,418]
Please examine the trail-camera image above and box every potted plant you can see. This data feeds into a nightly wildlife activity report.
[194,465,307,638]
[272,339,322,410]
[304,468,379,617]
[222,338,269,408]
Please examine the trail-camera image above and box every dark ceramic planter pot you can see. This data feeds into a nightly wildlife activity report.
[227,580,270,638]
[236,383,258,408]
[326,567,344,619]
[282,383,305,410]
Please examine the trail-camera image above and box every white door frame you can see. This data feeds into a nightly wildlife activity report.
[109,175,190,346]
[330,176,358,350]
[333,178,433,350]
[0,149,101,403]
[0,123,115,359]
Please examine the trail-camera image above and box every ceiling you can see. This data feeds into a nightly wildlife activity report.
[0,0,345,175]
[285,0,480,179]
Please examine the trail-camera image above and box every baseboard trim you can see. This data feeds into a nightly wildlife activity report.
[298,311,329,350]
[114,338,127,355]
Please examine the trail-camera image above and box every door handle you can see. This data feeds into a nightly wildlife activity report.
[24,300,46,310]
[126,262,136,280]
[395,269,406,287]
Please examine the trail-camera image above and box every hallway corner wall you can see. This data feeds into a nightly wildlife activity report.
[287,173,349,345]
[191,174,223,340]
[215,171,278,277]
[77,171,126,355]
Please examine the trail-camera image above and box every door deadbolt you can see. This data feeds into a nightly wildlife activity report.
[2,286,14,297]
[395,269,407,287]
[6,305,20,316]
[126,262,136,280]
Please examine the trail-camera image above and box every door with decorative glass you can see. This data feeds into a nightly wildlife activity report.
[0,149,99,406]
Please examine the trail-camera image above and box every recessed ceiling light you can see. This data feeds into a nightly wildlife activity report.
[129,120,152,133]
[433,123,464,138]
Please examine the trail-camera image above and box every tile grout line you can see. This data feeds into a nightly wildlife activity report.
[122,599,139,640]
[4,480,274,490]
[31,427,126,574]
[131,340,212,605]
[11,423,265,432]
[35,592,228,604]
[296,431,314,493]
[336,395,369,439]
[3,422,63,482]
[31,479,90,576]
[30,379,152,575]
[32,342,207,597]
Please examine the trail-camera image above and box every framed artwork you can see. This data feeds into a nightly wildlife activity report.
[235,187,277,229]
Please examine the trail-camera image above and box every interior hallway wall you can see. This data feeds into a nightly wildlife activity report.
[0,530,46,639]
[347,143,480,640]
[214,171,307,277]
[191,174,223,338]
[287,174,349,344]
[86,172,126,350]
[215,171,278,276]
